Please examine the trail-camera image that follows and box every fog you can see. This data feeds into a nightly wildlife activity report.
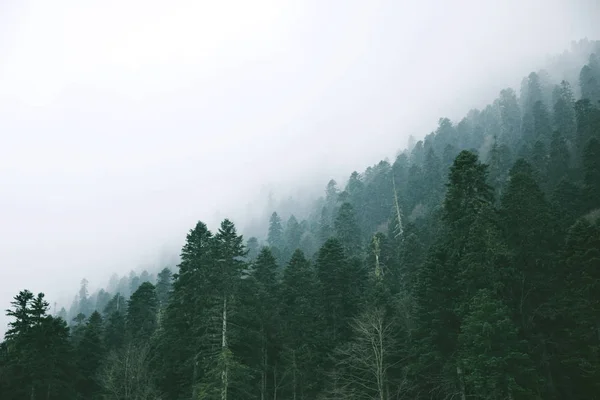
[1,0,599,333]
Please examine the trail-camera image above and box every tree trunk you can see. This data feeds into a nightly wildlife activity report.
[377,317,385,400]
[221,296,228,400]
[260,325,266,400]
[457,366,466,400]
[273,363,277,400]
[292,350,297,400]
[192,353,199,399]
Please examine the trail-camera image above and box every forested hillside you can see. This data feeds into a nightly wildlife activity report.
[2,39,600,399]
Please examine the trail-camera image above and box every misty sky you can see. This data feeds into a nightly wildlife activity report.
[1,0,599,333]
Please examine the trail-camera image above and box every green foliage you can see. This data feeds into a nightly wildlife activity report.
[267,212,284,251]
[583,137,600,209]
[4,40,600,400]
[458,289,539,399]
[155,266,173,309]
[334,202,362,256]
[75,311,105,398]
[1,291,76,399]
[126,282,158,343]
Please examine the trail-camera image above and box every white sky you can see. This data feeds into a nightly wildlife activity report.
[1,0,599,332]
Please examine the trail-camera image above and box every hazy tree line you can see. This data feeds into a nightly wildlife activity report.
[1,39,600,399]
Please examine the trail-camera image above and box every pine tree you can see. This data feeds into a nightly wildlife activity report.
[443,150,493,233]
[457,289,538,399]
[533,100,552,143]
[102,293,127,352]
[78,278,91,317]
[553,80,577,145]
[279,250,324,399]
[423,147,444,205]
[547,131,571,188]
[412,150,495,398]
[2,291,76,400]
[195,219,249,400]
[155,221,215,399]
[129,271,141,295]
[583,137,600,210]
[500,159,563,396]
[554,216,600,398]
[334,202,362,257]
[241,247,281,400]
[316,237,366,385]
[155,267,173,310]
[284,215,303,262]
[245,237,260,261]
[499,88,522,146]
[580,58,600,105]
[75,311,105,398]
[267,212,284,251]
[94,289,111,315]
[126,282,158,343]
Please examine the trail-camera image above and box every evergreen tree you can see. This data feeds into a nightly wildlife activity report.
[499,88,522,146]
[129,271,141,295]
[267,212,284,251]
[126,282,158,343]
[283,215,303,262]
[423,147,444,205]
[547,131,571,187]
[57,307,67,321]
[554,216,600,398]
[553,80,577,145]
[458,289,538,399]
[580,57,600,105]
[412,150,495,398]
[197,219,249,400]
[94,289,111,315]
[279,250,323,399]
[334,202,362,257]
[75,311,105,399]
[245,237,260,261]
[583,137,600,210]
[316,237,366,383]
[443,150,493,232]
[78,278,91,318]
[155,221,215,399]
[102,293,127,352]
[241,247,281,400]
[1,291,76,399]
[155,267,173,309]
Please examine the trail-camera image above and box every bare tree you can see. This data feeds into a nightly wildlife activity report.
[326,307,401,400]
[98,342,161,400]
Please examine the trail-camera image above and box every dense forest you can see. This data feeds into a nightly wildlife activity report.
[2,39,600,399]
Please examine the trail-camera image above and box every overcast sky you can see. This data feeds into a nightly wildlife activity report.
[1,0,599,333]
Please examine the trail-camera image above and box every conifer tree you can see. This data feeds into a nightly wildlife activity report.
[583,137,600,210]
[126,282,158,343]
[279,250,323,399]
[155,267,173,309]
[75,311,105,398]
[156,221,214,399]
[267,212,284,250]
[334,202,362,257]
[2,291,76,400]
[241,247,280,400]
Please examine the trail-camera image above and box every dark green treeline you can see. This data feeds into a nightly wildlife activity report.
[2,40,600,400]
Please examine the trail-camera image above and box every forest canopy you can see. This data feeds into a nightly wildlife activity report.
[2,39,600,400]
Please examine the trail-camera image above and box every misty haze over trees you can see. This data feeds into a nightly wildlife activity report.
[2,38,600,399]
